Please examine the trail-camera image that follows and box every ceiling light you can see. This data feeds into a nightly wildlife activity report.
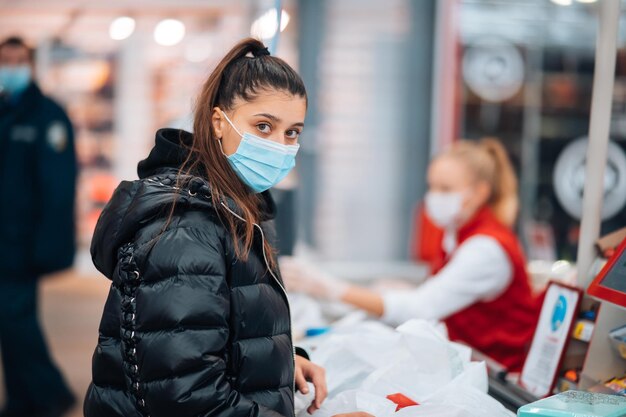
[250,9,290,40]
[154,19,186,46]
[109,16,135,41]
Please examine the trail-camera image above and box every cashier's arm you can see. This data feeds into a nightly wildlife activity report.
[341,236,513,325]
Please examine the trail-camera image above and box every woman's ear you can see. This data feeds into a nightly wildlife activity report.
[211,107,224,140]
[476,180,492,206]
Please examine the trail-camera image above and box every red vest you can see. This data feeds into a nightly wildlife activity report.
[412,206,540,372]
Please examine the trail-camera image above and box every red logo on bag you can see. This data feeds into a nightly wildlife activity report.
[386,393,419,411]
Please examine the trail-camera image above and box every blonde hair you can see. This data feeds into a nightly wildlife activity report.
[439,138,519,227]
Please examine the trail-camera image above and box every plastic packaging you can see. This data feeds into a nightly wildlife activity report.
[310,390,398,417]
[296,319,513,417]
[517,390,626,417]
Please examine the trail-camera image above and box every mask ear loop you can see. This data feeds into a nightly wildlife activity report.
[220,109,244,137]
[218,109,244,157]
[218,138,229,157]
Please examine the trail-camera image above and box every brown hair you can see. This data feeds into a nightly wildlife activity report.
[441,138,519,227]
[177,38,306,268]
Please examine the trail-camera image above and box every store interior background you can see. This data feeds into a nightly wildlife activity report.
[2,0,626,414]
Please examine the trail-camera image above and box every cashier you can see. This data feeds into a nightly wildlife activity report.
[281,139,541,372]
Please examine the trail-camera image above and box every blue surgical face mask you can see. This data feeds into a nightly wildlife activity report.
[220,110,299,193]
[0,65,32,96]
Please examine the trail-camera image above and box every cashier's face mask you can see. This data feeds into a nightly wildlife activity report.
[219,110,299,193]
[424,191,464,229]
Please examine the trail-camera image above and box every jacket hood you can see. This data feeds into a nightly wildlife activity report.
[91,128,276,280]
[137,128,193,179]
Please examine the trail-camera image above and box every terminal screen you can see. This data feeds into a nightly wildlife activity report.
[600,256,626,294]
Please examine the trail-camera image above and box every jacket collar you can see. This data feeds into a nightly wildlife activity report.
[9,82,42,109]
[145,169,276,223]
[0,82,42,123]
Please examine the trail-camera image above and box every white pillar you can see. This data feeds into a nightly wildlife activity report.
[114,23,153,181]
[576,0,621,287]
[430,0,459,156]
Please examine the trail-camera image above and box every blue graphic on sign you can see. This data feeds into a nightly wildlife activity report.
[551,294,567,332]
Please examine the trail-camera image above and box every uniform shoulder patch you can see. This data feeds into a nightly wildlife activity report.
[47,122,68,152]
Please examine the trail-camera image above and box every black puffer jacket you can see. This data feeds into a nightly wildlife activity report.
[84,129,295,417]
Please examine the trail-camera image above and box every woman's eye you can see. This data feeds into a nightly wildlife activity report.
[257,123,271,134]
[286,129,300,139]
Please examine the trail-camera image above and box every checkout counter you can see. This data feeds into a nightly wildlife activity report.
[306,240,626,415]
[288,241,626,416]
[480,232,626,415]
[486,0,626,414]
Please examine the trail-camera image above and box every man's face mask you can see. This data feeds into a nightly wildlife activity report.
[0,65,31,96]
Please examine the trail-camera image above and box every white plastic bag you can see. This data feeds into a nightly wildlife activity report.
[303,318,512,417]
[310,321,404,397]
[396,320,471,380]
[394,404,468,417]
[362,360,451,404]
[419,363,513,417]
[305,390,397,417]
[421,385,513,417]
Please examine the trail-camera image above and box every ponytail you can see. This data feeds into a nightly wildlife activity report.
[442,138,519,227]
[480,138,519,227]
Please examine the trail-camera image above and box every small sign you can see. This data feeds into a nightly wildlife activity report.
[520,282,582,398]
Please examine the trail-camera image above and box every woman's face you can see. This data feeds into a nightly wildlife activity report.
[212,89,307,156]
[427,155,491,225]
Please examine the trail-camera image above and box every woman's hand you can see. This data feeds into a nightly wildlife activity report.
[295,355,328,414]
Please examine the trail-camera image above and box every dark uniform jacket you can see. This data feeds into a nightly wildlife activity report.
[84,129,296,417]
[0,82,77,278]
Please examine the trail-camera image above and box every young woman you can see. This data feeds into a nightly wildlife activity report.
[84,38,327,417]
[281,139,541,372]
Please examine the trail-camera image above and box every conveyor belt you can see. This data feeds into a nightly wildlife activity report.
[488,374,539,412]
[472,347,538,412]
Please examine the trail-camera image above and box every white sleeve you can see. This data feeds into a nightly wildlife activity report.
[381,235,513,326]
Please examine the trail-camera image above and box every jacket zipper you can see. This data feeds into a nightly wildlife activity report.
[220,202,297,416]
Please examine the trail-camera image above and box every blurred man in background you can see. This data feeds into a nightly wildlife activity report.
[0,36,77,417]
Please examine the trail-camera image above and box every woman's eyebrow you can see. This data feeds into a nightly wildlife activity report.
[254,113,304,128]
[254,113,280,122]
